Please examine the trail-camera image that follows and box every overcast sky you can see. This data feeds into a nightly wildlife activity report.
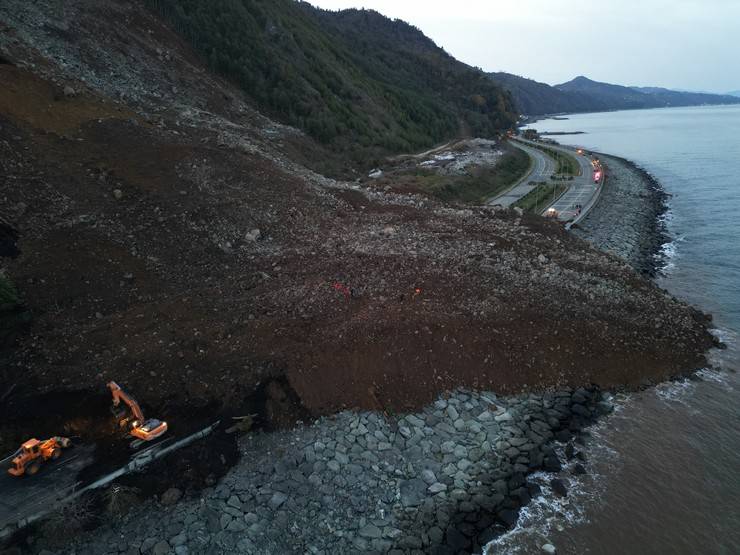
[308,0,740,93]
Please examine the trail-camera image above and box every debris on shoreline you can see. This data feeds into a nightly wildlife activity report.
[55,388,612,555]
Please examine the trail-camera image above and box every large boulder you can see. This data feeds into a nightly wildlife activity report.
[159,487,182,506]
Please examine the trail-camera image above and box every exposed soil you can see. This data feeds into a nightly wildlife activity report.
[0,0,717,471]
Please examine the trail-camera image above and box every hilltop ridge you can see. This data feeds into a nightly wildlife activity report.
[491,73,740,115]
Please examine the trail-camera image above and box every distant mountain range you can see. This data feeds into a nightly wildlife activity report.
[490,74,740,116]
[727,90,740,97]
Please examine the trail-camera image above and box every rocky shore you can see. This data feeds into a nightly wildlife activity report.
[572,154,669,276]
[48,387,612,555]
[11,149,697,555]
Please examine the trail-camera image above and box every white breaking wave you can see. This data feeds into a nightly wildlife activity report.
[709,326,738,349]
[657,207,674,226]
[654,202,683,275]
[483,345,738,555]
[483,473,592,555]
[654,378,697,406]
[656,233,684,275]
[705,327,740,386]
[696,367,732,386]
[483,411,622,555]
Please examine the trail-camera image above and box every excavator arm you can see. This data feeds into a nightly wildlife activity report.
[107,381,145,423]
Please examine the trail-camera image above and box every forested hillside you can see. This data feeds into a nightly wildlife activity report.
[555,76,656,110]
[629,86,740,108]
[489,72,607,115]
[144,0,517,161]
[491,73,740,116]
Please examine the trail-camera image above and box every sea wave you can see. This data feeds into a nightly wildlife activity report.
[710,326,738,348]
[483,412,621,554]
[484,471,593,555]
[483,355,737,554]
[695,367,732,386]
[708,327,740,373]
[483,350,737,555]
[657,207,674,226]
[655,233,684,275]
[654,378,696,405]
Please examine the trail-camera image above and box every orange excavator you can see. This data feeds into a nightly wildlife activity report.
[107,381,168,448]
[7,436,71,477]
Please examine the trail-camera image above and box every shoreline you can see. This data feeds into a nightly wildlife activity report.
[57,387,613,555]
[32,152,710,555]
[522,102,740,128]
[571,152,671,277]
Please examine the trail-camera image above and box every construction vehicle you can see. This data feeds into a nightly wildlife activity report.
[107,381,168,448]
[7,437,71,477]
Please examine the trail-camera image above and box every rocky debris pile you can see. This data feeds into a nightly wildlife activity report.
[439,139,504,176]
[392,139,504,178]
[0,3,718,552]
[573,154,669,276]
[61,387,612,555]
[0,0,330,184]
[0,0,715,418]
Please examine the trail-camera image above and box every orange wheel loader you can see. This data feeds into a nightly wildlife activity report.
[7,436,71,477]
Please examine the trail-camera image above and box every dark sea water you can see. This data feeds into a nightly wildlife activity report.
[488,105,740,554]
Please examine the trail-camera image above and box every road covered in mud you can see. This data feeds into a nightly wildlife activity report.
[0,444,95,536]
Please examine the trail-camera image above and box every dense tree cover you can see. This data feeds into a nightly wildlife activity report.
[144,0,518,160]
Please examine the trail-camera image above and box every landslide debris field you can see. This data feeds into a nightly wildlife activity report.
[0,0,716,476]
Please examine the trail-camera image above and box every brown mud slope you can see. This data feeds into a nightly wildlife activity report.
[0,1,715,427]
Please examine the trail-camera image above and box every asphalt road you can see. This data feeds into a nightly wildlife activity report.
[516,138,600,221]
[488,140,556,207]
[0,444,95,533]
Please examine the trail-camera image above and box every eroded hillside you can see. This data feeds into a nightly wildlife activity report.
[0,0,715,439]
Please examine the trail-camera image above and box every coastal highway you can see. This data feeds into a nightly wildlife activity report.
[516,138,600,222]
[488,140,556,207]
